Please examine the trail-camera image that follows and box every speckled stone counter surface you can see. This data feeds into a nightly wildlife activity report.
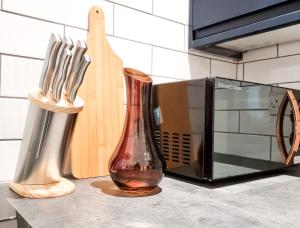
[0,183,19,228]
[7,169,300,228]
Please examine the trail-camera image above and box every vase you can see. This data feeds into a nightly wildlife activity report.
[109,68,165,192]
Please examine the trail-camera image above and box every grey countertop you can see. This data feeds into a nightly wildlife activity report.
[6,170,300,228]
[0,183,18,228]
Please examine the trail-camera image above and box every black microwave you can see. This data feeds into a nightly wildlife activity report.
[151,77,300,181]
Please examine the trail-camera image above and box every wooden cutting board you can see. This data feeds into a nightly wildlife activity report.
[67,6,125,178]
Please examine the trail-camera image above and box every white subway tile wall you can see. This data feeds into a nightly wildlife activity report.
[242,46,277,63]
[1,0,299,181]
[0,0,237,181]
[2,0,114,33]
[1,55,43,97]
[237,63,243,80]
[278,40,300,57]
[64,27,88,42]
[0,98,28,139]
[114,5,185,51]
[238,42,300,86]
[108,36,152,74]
[0,141,21,181]
[110,0,152,13]
[152,47,210,79]
[244,55,300,84]
[151,76,180,85]
[153,0,189,24]
[278,82,300,89]
[184,25,189,52]
[0,11,63,58]
[211,60,236,79]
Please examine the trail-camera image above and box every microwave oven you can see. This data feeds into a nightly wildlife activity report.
[151,77,300,181]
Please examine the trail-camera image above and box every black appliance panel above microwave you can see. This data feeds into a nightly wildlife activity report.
[151,77,300,181]
[192,0,288,30]
[190,0,300,59]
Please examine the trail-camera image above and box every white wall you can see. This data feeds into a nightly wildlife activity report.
[237,40,300,87]
[0,0,238,182]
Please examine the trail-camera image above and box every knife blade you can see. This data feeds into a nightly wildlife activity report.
[53,49,72,102]
[64,40,87,95]
[47,36,73,102]
[68,54,91,103]
[39,33,62,95]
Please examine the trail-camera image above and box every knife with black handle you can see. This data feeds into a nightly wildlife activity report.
[39,33,62,95]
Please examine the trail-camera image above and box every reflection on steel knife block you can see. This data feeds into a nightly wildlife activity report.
[10,33,91,198]
[151,77,300,182]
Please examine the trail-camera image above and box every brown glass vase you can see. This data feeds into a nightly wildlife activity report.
[109,68,165,192]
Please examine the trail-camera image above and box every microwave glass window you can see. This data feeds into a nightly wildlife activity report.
[213,78,292,179]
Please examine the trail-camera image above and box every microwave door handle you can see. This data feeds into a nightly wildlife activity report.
[276,90,300,166]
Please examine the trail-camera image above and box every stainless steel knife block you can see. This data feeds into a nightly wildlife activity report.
[13,90,84,185]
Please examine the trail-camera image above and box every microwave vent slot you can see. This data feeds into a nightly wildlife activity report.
[161,131,170,161]
[154,130,161,147]
[182,134,191,165]
[157,131,192,164]
[171,133,180,163]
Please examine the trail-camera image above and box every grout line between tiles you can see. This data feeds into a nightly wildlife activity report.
[0,52,44,61]
[0,54,1,96]
[3,1,186,29]
[112,4,115,35]
[242,63,245,80]
[151,74,186,80]
[214,130,279,138]
[238,111,240,133]
[277,81,300,85]
[2,7,234,64]
[1,9,68,29]
[107,34,234,64]
[152,0,154,15]
[269,136,272,161]
[235,63,238,80]
[113,3,115,36]
[215,108,270,111]
[0,95,27,100]
[183,24,186,53]
[242,52,300,64]
[0,217,17,222]
[63,25,66,36]
[0,138,22,141]
[209,59,212,76]
[276,44,279,57]
[150,46,153,75]
[109,0,186,26]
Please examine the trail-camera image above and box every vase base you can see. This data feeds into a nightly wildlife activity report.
[116,184,158,193]
[110,169,163,193]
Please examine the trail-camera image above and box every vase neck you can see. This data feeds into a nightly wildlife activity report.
[125,74,152,107]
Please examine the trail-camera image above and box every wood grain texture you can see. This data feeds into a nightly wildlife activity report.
[68,6,125,178]
[9,178,75,198]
